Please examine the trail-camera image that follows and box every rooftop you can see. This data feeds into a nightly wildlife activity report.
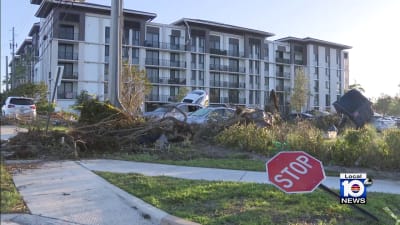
[172,18,275,38]
[35,0,156,21]
[276,36,352,49]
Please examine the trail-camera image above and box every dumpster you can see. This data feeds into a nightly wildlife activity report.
[333,89,373,128]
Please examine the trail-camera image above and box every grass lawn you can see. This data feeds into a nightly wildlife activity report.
[0,163,28,213]
[98,172,400,225]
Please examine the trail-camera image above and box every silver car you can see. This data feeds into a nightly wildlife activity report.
[187,107,235,125]
[143,103,203,121]
[2,96,37,120]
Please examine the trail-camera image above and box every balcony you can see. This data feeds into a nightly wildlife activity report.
[210,48,227,56]
[57,92,77,99]
[58,52,78,60]
[209,64,245,73]
[276,71,291,79]
[227,50,245,58]
[57,32,79,41]
[145,58,159,66]
[62,72,78,80]
[275,58,290,64]
[168,78,186,85]
[143,40,185,51]
[132,57,139,65]
[146,94,169,102]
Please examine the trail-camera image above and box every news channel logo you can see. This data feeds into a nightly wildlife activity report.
[340,173,373,204]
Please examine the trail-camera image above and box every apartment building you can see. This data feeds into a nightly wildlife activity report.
[25,0,350,113]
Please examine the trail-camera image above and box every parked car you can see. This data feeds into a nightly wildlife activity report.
[186,107,235,125]
[1,96,37,120]
[143,102,203,121]
[181,90,209,106]
[372,116,397,132]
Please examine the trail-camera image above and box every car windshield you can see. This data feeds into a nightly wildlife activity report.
[10,98,34,105]
[190,108,211,117]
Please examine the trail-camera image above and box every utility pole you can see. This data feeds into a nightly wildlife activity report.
[5,56,9,91]
[10,27,17,89]
[109,0,123,107]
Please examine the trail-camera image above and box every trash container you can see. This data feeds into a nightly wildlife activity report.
[333,89,373,128]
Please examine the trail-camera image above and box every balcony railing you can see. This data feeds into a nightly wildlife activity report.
[145,58,187,68]
[227,50,245,58]
[62,72,78,80]
[57,32,79,40]
[276,71,291,79]
[209,64,245,73]
[168,78,186,85]
[58,52,78,60]
[146,94,169,102]
[57,92,77,99]
[143,40,186,51]
[210,48,227,56]
[276,58,290,64]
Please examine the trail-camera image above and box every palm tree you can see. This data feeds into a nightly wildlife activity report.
[348,82,365,93]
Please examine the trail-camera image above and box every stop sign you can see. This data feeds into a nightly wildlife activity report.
[266,151,325,193]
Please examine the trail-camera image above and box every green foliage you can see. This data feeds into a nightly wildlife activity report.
[215,123,276,156]
[290,67,309,112]
[216,121,399,170]
[374,95,400,116]
[74,90,120,124]
[330,125,389,168]
[381,129,400,169]
[0,163,28,213]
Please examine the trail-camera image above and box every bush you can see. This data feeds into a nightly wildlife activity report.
[381,129,400,170]
[331,125,387,168]
[215,123,276,156]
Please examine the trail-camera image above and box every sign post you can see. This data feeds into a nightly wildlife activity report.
[266,151,379,222]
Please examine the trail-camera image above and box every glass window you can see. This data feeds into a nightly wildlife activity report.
[209,35,220,49]
[105,27,110,44]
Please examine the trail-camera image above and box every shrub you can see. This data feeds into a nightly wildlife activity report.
[381,129,400,170]
[331,125,387,168]
[215,123,276,156]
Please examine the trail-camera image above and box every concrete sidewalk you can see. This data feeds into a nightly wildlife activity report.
[2,161,199,225]
[80,159,400,195]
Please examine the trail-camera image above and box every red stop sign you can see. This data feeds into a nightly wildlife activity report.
[266,151,325,193]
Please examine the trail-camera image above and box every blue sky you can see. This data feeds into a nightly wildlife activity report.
[1,0,400,99]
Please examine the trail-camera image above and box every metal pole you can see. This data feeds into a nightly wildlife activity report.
[318,184,379,222]
[109,0,123,107]
[5,56,9,91]
[11,27,16,89]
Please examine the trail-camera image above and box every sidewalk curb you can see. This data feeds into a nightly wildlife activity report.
[77,161,201,225]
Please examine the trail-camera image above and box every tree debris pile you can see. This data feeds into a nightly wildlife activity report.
[1,104,280,160]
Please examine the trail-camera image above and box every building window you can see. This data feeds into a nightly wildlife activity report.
[209,35,220,50]
[146,68,158,83]
[228,38,239,57]
[59,24,75,40]
[58,44,74,60]
[58,63,74,79]
[145,27,159,47]
[146,50,159,65]
[57,81,74,99]
[132,29,140,46]
[326,94,330,106]
[105,27,110,44]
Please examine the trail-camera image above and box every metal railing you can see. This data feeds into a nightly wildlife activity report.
[58,52,78,60]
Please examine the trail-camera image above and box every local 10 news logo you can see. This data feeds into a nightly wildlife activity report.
[340,173,373,204]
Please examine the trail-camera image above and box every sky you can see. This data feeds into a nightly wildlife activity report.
[1,0,400,100]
